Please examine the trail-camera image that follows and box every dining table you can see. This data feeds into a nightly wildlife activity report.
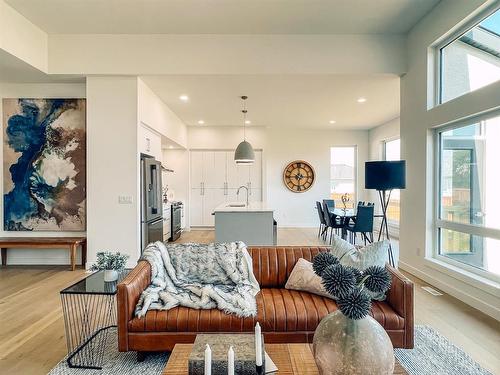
[328,207,356,240]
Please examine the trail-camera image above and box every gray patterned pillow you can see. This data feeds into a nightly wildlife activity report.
[330,236,390,300]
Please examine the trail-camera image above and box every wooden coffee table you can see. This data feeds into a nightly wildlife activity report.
[163,343,408,374]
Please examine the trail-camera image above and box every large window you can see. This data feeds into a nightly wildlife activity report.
[439,7,500,104]
[436,113,500,279]
[384,138,401,223]
[330,146,356,208]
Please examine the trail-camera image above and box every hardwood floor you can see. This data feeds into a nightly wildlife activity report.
[0,228,498,374]
[0,266,87,375]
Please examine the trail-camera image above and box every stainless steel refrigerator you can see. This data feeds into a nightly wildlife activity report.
[140,156,163,251]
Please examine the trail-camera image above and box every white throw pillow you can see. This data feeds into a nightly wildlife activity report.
[331,236,389,270]
[284,258,333,299]
[330,236,390,301]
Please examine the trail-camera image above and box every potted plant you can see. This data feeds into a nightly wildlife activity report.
[311,253,394,375]
[90,251,129,282]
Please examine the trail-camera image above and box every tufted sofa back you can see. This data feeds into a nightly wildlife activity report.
[247,246,329,288]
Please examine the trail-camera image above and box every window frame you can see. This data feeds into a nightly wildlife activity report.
[382,137,401,226]
[433,109,500,283]
[330,145,358,207]
[433,3,500,106]
[383,137,401,161]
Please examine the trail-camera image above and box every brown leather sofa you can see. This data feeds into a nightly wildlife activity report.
[117,246,414,353]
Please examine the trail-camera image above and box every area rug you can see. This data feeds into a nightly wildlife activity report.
[394,325,492,375]
[48,328,168,375]
[48,326,492,375]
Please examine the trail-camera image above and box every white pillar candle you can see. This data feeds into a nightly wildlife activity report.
[255,322,263,367]
[227,345,234,375]
[205,344,212,375]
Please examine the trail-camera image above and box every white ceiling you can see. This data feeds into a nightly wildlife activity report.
[0,50,83,83]
[6,0,440,35]
[140,75,400,129]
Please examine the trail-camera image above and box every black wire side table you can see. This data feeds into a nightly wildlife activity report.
[60,270,130,369]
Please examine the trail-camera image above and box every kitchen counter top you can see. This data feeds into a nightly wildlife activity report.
[213,202,274,213]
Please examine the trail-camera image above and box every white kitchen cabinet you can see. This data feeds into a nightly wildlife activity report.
[249,188,262,202]
[226,151,239,188]
[226,188,247,203]
[190,150,262,227]
[190,188,204,226]
[139,124,162,160]
[203,189,226,226]
[190,152,204,189]
[249,151,262,192]
[209,152,226,189]
[236,164,251,188]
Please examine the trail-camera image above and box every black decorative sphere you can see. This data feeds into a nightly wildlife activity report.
[312,253,339,277]
[363,266,391,294]
[337,288,372,320]
[344,266,363,284]
[321,264,356,298]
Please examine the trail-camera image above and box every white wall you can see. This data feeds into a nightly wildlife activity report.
[182,126,369,228]
[0,0,48,72]
[367,118,400,258]
[86,76,140,268]
[368,118,400,161]
[266,127,369,227]
[162,148,189,208]
[48,34,406,75]
[367,118,400,216]
[400,0,500,320]
[0,82,86,265]
[138,78,187,148]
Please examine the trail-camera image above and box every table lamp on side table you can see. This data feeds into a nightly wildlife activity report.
[365,160,406,267]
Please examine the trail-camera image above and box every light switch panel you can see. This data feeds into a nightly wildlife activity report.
[118,195,133,204]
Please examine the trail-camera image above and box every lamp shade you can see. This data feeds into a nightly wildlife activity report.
[234,140,255,164]
[365,160,406,190]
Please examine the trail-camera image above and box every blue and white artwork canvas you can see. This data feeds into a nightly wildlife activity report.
[3,98,86,231]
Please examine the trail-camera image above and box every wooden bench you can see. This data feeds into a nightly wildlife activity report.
[0,237,87,271]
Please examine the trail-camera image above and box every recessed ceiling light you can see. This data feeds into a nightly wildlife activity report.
[198,120,205,125]
[245,120,251,125]
[329,120,336,124]
[357,97,367,103]
[169,145,174,149]
[179,95,189,102]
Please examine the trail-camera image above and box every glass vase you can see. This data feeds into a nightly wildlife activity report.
[312,311,394,375]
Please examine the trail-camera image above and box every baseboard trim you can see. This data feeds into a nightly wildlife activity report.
[399,260,500,321]
[278,224,318,228]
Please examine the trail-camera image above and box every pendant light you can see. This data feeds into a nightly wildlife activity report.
[234,95,255,164]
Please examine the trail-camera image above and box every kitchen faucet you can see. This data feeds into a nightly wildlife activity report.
[237,185,249,206]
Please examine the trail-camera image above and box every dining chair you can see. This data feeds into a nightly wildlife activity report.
[346,202,374,245]
[323,202,344,244]
[323,199,335,211]
[316,201,327,239]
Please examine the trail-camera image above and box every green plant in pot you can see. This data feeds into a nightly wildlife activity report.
[312,253,394,375]
[90,251,129,282]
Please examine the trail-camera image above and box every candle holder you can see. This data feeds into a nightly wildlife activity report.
[188,334,265,375]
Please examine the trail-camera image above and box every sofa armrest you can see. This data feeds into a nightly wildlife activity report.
[117,260,151,351]
[385,265,414,348]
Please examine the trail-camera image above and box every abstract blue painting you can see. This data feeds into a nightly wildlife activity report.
[3,98,86,231]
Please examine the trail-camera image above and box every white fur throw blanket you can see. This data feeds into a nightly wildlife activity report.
[135,241,260,318]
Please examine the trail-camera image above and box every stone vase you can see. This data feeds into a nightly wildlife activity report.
[104,269,119,282]
[312,311,394,375]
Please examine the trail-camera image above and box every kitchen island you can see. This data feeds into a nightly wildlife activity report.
[214,202,277,246]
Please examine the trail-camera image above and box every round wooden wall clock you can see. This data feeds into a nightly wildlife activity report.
[283,160,315,193]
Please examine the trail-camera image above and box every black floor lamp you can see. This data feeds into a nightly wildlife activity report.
[365,161,406,267]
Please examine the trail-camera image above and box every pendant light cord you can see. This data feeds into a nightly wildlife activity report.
[241,96,248,141]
